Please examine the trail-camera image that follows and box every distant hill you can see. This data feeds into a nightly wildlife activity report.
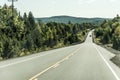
[35,16,111,24]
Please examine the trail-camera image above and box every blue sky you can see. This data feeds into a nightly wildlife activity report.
[0,0,120,18]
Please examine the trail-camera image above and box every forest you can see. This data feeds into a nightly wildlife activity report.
[0,4,95,60]
[94,15,120,67]
[94,15,120,50]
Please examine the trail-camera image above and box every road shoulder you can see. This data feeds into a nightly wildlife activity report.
[94,44,120,80]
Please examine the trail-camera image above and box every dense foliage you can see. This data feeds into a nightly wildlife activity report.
[94,15,120,50]
[0,4,95,60]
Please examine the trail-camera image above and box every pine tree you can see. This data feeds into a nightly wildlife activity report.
[28,12,35,30]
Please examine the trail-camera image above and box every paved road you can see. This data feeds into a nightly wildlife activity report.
[0,31,120,80]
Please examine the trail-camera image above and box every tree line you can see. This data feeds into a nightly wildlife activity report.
[94,15,120,50]
[0,4,95,60]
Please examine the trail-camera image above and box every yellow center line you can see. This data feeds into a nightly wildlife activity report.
[33,79,38,80]
[29,46,82,80]
[53,63,60,68]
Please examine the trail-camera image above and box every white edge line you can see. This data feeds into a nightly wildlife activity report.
[0,45,80,68]
[93,44,120,80]
[0,51,58,68]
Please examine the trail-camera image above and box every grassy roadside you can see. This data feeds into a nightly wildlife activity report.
[93,32,120,68]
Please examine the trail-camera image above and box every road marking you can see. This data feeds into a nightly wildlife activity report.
[64,57,69,60]
[33,78,38,80]
[53,63,60,68]
[0,53,51,68]
[29,47,82,80]
[93,44,120,80]
[0,49,64,69]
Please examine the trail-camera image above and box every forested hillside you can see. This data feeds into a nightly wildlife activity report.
[0,5,95,60]
[94,15,120,67]
[35,16,109,25]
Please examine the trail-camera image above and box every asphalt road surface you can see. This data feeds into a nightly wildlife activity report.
[0,31,120,80]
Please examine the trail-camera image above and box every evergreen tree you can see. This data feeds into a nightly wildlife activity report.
[28,12,35,30]
[0,4,95,60]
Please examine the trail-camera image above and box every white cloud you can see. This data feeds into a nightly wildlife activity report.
[86,0,95,3]
[78,0,95,4]
[51,0,57,4]
[109,0,118,2]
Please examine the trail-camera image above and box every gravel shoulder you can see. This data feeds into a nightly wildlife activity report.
[99,44,120,68]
